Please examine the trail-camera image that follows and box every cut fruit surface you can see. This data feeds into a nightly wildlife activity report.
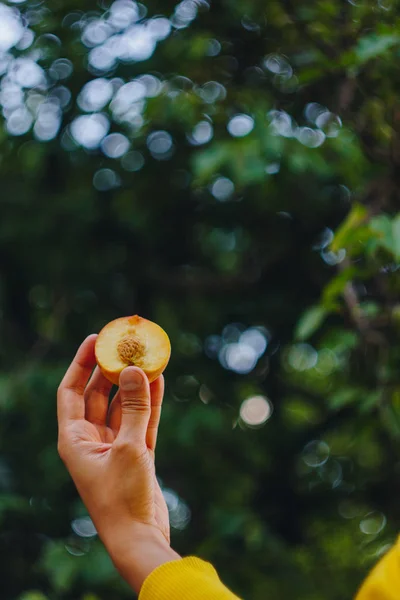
[95,315,171,385]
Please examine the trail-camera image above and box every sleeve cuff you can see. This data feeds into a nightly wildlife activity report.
[139,556,240,600]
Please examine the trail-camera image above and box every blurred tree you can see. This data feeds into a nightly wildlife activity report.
[0,0,399,598]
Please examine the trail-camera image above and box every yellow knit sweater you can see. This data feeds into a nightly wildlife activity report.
[355,538,400,599]
[139,539,400,599]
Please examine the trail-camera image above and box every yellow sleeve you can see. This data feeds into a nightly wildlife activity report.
[139,557,241,600]
[355,537,400,599]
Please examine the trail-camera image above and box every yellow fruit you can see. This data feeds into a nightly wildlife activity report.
[95,315,171,385]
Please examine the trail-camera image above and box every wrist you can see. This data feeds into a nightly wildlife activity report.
[102,521,181,593]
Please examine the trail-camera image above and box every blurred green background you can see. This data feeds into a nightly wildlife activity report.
[0,0,400,598]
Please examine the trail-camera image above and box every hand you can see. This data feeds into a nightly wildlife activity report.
[57,334,180,592]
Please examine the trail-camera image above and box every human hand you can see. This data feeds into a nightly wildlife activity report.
[57,334,180,592]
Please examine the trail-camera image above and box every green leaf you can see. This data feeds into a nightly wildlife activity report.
[369,213,400,259]
[193,143,232,182]
[231,143,266,185]
[328,387,378,416]
[370,214,394,254]
[392,214,400,260]
[354,33,400,64]
[283,397,321,428]
[295,305,327,340]
[41,541,80,592]
[320,328,359,353]
[329,387,361,410]
[359,301,380,318]
[359,390,381,414]
[381,397,400,439]
[322,266,357,309]
[330,203,368,253]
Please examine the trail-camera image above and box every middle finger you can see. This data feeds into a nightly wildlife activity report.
[84,367,113,427]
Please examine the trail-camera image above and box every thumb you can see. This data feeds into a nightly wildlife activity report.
[117,367,150,450]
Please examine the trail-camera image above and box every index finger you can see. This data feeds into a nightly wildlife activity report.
[57,334,97,426]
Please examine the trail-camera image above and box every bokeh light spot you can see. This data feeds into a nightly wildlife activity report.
[268,110,294,137]
[220,342,258,374]
[163,488,191,530]
[0,5,24,51]
[147,130,174,159]
[360,512,387,535]
[264,54,293,80]
[49,58,73,80]
[34,101,61,141]
[189,120,213,145]
[287,343,318,371]
[111,80,146,116]
[101,132,130,158]
[239,328,268,358]
[10,58,45,88]
[121,150,145,171]
[211,176,234,201]
[6,107,33,136]
[227,114,254,137]
[70,113,110,149]
[93,167,120,191]
[296,127,325,148]
[240,395,273,427]
[78,78,114,112]
[71,516,97,538]
[302,440,330,467]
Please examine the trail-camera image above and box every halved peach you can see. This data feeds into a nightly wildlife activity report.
[95,315,171,386]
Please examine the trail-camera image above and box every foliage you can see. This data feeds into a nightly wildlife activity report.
[0,0,399,598]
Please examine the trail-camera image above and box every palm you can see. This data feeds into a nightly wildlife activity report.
[87,426,169,539]
[81,419,115,443]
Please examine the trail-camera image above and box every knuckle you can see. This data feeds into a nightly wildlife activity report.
[84,382,110,398]
[58,382,86,396]
[121,396,150,414]
[147,416,159,430]
[68,384,86,395]
[114,438,146,459]
[113,439,131,453]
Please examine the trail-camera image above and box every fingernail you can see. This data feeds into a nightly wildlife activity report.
[120,368,143,390]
